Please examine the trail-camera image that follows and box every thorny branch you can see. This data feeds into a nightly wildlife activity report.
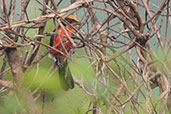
[0,0,170,113]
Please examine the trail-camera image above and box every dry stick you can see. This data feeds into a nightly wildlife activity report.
[9,0,16,25]
[118,0,152,64]
[36,0,85,47]
[87,6,108,114]
[16,0,27,32]
[5,47,40,114]
[116,58,145,97]
[142,0,168,48]
[0,0,145,65]
[7,0,13,17]
[85,98,94,114]
[0,31,32,48]
[143,0,169,91]
[143,0,169,25]
[1,1,46,113]
[56,0,63,7]
[25,1,49,113]
[0,1,7,22]
[1,8,40,112]
[41,92,46,114]
[90,5,145,41]
[116,1,152,111]
[86,43,136,107]
[116,0,148,64]
[8,30,69,58]
[70,0,77,16]
[77,12,137,101]
[104,61,133,95]
[50,0,58,12]
[164,2,170,47]
[2,0,10,26]
[110,0,143,30]
[83,13,93,62]
[130,0,169,112]
[0,0,94,31]
[24,0,49,70]
[19,0,29,59]
[0,79,13,88]
[0,55,7,79]
[105,41,135,62]
[84,8,102,62]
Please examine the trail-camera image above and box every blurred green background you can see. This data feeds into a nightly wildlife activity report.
[0,0,170,114]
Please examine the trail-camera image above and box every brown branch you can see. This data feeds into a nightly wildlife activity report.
[0,55,7,79]
[23,0,49,70]
[2,0,10,26]
[0,79,13,88]
[5,47,40,114]
[105,41,135,62]
[0,0,94,31]
[50,0,58,12]
[9,0,16,25]
[6,48,23,77]
[142,0,169,48]
[0,0,170,113]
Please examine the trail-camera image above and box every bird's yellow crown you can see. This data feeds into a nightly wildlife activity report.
[64,15,79,22]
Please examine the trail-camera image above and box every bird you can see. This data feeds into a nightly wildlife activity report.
[49,15,80,90]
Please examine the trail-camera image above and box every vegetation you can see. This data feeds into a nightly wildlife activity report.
[0,0,170,114]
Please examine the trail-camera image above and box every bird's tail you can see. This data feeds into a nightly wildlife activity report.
[58,60,74,90]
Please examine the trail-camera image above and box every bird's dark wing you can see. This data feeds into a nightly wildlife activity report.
[50,29,56,46]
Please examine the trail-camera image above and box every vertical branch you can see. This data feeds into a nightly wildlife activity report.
[41,92,46,114]
[24,0,49,70]
[50,0,58,12]
[0,0,41,113]
[70,0,77,17]
[2,0,10,26]
[167,88,171,113]
[5,47,40,114]
[9,0,16,25]
[0,0,170,113]
[5,48,23,80]
[93,98,100,114]
[19,0,28,59]
[14,0,30,42]
[142,0,169,48]
[0,55,7,79]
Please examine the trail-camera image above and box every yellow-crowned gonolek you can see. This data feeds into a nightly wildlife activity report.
[49,15,80,90]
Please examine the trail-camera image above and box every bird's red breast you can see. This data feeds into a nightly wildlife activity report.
[50,25,74,56]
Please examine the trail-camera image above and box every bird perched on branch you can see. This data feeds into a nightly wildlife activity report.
[49,15,80,90]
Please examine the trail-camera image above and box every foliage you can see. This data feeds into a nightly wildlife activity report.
[0,0,170,114]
